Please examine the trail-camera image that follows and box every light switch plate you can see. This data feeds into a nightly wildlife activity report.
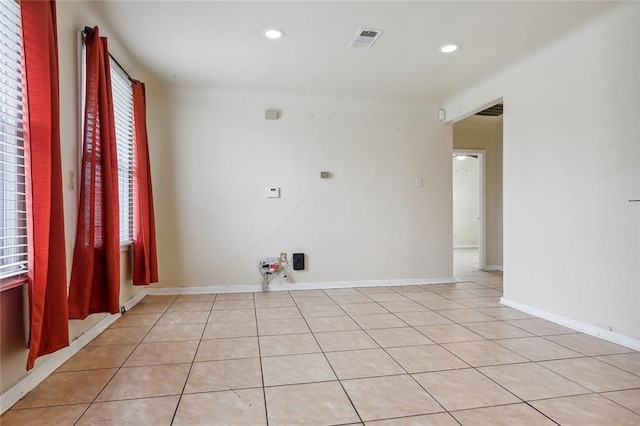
[265,187,280,198]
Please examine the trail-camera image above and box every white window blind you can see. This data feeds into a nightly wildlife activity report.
[110,63,134,246]
[0,0,27,281]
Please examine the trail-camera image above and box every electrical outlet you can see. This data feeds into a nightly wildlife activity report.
[279,252,288,264]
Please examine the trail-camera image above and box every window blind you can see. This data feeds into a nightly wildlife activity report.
[0,0,27,281]
[110,62,134,245]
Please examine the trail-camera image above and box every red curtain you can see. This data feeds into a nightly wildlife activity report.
[68,27,120,319]
[20,0,69,370]
[131,82,158,285]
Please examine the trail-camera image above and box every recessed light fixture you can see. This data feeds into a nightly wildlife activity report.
[263,28,284,39]
[439,43,460,54]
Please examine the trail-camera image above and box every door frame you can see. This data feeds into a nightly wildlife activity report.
[453,149,486,270]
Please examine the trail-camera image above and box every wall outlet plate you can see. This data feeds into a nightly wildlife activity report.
[279,253,288,264]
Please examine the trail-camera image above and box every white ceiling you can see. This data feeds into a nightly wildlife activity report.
[91,1,616,102]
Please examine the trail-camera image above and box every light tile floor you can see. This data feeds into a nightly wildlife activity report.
[3,266,640,424]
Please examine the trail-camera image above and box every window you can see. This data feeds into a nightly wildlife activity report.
[110,63,134,246]
[81,40,134,246]
[0,0,27,283]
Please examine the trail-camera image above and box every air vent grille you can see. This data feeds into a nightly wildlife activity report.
[348,28,383,49]
[475,104,503,116]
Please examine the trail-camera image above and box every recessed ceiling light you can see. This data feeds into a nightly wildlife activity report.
[263,28,284,40]
[439,43,460,54]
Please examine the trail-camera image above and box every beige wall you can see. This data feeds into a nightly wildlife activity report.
[0,1,170,393]
[158,89,453,288]
[453,115,503,266]
[444,3,639,339]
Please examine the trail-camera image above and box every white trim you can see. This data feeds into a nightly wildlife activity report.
[453,245,479,249]
[500,297,640,351]
[484,265,503,272]
[147,277,456,295]
[453,149,486,269]
[0,290,148,414]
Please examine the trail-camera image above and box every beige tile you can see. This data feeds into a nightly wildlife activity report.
[96,364,189,401]
[0,404,88,426]
[456,297,502,308]
[451,403,556,426]
[77,396,179,426]
[403,291,445,302]
[124,340,199,366]
[216,292,254,301]
[341,303,389,316]
[356,286,395,294]
[479,362,590,400]
[379,301,427,313]
[463,321,533,339]
[306,316,360,332]
[352,313,408,329]
[442,340,528,367]
[127,302,171,314]
[110,312,161,328]
[387,345,469,373]
[258,318,310,335]
[332,294,373,304]
[418,299,467,311]
[290,290,325,297]
[258,333,321,356]
[540,357,640,392]
[327,348,406,379]
[255,290,292,298]
[89,326,149,346]
[140,295,178,304]
[416,324,484,343]
[506,318,576,336]
[57,344,136,371]
[262,353,336,386]
[174,389,266,426]
[185,358,262,393]
[175,294,216,303]
[546,333,634,356]
[393,285,428,293]
[143,323,205,342]
[343,375,443,421]
[597,352,640,375]
[325,288,362,296]
[298,303,346,318]
[294,295,337,306]
[495,337,583,361]
[265,381,359,426]
[366,413,459,426]
[203,320,257,339]
[255,306,302,320]
[212,299,253,310]
[413,369,519,411]
[532,394,640,426]
[464,288,503,297]
[395,311,452,327]
[602,389,640,415]
[476,307,535,320]
[254,297,296,308]
[315,330,379,352]
[208,308,255,323]
[157,310,209,325]
[167,301,214,312]
[439,309,496,323]
[15,369,116,408]
[368,293,411,302]
[367,327,433,348]
[196,336,259,361]
[431,289,477,299]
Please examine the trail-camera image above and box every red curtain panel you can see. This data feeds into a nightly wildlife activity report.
[20,0,69,370]
[68,27,120,319]
[132,82,158,285]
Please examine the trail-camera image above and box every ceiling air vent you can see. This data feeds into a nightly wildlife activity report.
[348,28,383,49]
[475,104,503,116]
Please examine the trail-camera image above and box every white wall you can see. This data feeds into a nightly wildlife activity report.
[159,89,453,287]
[1,1,170,393]
[453,156,479,248]
[453,115,503,266]
[443,4,640,340]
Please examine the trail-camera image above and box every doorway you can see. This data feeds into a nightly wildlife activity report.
[453,150,486,274]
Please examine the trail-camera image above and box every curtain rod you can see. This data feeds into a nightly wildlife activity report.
[83,26,134,83]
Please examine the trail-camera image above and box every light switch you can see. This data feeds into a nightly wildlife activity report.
[265,187,280,198]
[415,177,423,187]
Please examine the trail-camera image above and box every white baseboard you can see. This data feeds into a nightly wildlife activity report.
[500,297,640,351]
[0,290,148,414]
[454,245,479,249]
[484,265,503,272]
[147,277,456,295]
